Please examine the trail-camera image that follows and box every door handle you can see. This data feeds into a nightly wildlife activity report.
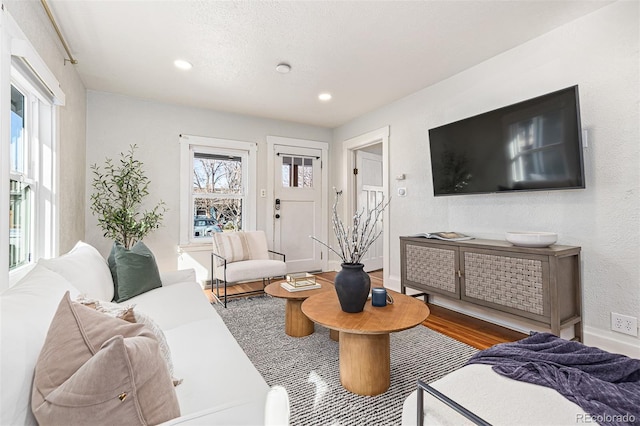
[275,214,280,219]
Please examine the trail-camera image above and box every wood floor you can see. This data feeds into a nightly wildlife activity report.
[205,270,526,350]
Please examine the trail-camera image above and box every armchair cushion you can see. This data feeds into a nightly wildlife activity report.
[214,260,287,283]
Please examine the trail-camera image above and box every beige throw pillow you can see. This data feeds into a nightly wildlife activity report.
[212,231,251,266]
[32,292,180,425]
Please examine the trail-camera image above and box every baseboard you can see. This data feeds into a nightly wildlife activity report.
[583,326,640,358]
[328,260,341,272]
[386,274,402,292]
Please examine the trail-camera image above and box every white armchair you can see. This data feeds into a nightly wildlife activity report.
[211,230,286,307]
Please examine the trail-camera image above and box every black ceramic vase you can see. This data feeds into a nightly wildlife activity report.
[334,263,371,313]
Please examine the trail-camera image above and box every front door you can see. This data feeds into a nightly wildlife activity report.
[272,144,324,273]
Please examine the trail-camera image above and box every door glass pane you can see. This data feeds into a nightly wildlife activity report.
[10,180,31,269]
[281,156,313,188]
[11,85,25,173]
[193,197,243,237]
[281,156,292,187]
[193,153,242,195]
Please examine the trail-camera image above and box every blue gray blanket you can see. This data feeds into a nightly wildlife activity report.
[466,333,640,426]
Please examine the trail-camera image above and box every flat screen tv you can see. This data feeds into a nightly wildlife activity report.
[428,86,585,196]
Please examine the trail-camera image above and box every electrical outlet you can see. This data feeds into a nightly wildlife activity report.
[611,313,638,337]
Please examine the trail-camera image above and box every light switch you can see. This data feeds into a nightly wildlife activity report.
[260,189,266,197]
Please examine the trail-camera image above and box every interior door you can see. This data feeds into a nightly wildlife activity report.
[355,148,383,271]
[273,145,323,273]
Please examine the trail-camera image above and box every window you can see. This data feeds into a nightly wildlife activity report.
[193,152,243,235]
[9,73,56,271]
[179,135,257,245]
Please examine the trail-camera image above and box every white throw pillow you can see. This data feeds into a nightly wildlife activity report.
[243,230,270,260]
[38,241,114,301]
[212,232,250,267]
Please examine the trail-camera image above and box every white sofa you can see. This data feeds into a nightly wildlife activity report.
[1,241,289,425]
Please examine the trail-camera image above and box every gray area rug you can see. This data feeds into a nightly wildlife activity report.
[214,296,478,426]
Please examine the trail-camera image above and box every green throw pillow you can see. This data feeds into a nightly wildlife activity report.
[112,241,162,303]
[108,243,119,301]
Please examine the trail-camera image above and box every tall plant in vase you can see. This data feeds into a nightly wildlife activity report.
[90,144,167,249]
[311,189,389,313]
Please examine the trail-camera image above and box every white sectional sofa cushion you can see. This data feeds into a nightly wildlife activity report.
[1,241,289,426]
[216,259,288,283]
[0,265,81,426]
[401,363,587,425]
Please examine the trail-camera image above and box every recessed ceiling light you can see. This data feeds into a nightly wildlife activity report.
[318,93,332,102]
[174,59,193,70]
[276,63,291,74]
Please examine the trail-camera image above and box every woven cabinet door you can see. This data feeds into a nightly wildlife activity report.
[460,248,550,322]
[403,242,460,298]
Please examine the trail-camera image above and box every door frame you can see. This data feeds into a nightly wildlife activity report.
[342,126,390,279]
[266,136,329,272]
[355,149,384,271]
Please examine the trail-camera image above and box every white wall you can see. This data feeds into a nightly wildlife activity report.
[332,1,639,356]
[85,91,332,281]
[3,2,87,256]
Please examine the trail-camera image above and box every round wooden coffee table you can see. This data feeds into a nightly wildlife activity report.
[301,290,429,396]
[264,281,332,337]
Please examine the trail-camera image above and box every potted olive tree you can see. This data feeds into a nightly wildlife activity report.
[90,144,166,249]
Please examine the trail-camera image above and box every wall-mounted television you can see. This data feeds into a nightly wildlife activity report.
[428,86,585,196]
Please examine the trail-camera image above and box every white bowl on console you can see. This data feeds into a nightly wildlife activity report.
[505,231,557,248]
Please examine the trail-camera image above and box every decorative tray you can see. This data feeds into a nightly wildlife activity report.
[286,272,317,288]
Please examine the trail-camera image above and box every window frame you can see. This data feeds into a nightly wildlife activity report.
[2,9,63,285]
[179,134,257,246]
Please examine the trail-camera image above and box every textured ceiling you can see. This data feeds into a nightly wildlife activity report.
[48,0,612,128]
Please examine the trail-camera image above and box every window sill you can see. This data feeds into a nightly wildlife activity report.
[178,243,213,254]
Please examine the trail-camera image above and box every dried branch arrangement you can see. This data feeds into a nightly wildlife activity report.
[311,189,389,264]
